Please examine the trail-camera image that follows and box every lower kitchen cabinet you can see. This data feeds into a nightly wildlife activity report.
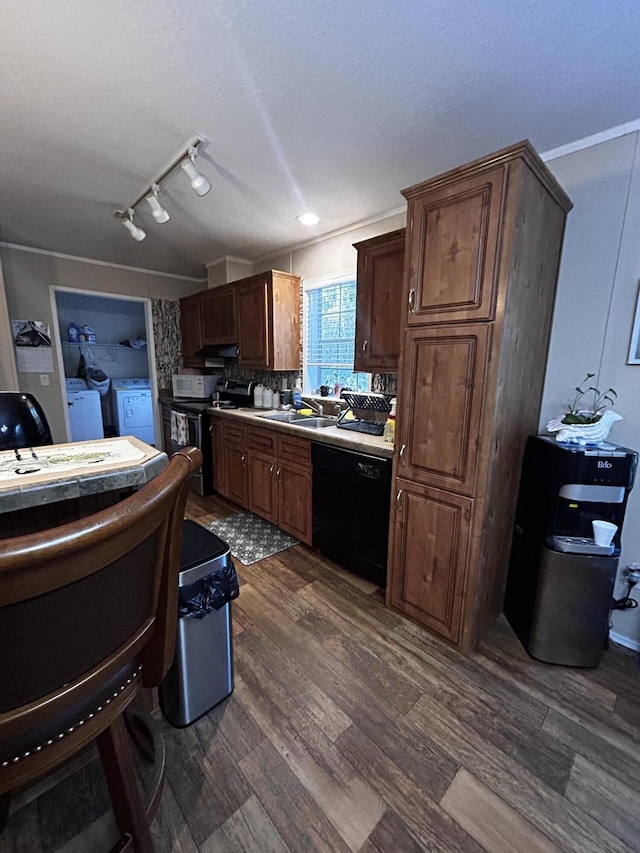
[222,421,248,507]
[209,417,225,495]
[388,478,473,646]
[276,458,312,544]
[247,429,278,523]
[247,426,312,545]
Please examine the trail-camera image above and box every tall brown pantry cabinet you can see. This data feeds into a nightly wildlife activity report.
[386,141,572,655]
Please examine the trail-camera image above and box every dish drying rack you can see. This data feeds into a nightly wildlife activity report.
[337,392,391,436]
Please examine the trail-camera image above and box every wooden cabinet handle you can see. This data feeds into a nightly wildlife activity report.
[399,443,406,462]
[408,288,416,313]
[396,489,403,511]
[362,339,368,352]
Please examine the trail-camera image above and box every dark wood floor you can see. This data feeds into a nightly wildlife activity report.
[4,491,640,852]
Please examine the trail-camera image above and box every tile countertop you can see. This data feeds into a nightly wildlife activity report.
[207,406,394,459]
[0,436,168,513]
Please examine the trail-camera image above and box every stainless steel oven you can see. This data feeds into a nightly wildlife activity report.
[161,399,213,495]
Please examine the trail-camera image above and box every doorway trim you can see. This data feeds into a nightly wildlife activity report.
[49,285,160,446]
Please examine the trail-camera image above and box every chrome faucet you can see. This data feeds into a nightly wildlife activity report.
[303,398,324,416]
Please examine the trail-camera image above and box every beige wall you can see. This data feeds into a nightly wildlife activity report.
[207,255,254,287]
[0,246,203,441]
[543,132,640,649]
[254,212,406,281]
[0,254,18,390]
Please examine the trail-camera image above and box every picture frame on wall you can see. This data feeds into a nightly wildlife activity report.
[629,285,640,364]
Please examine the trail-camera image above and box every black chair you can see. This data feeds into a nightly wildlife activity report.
[0,446,202,851]
[0,391,53,450]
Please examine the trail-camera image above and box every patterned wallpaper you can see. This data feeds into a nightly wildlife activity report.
[151,298,181,390]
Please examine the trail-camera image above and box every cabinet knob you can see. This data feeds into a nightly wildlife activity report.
[408,288,416,313]
[269,464,275,476]
[241,454,246,465]
[362,339,368,352]
[276,468,281,478]
[399,443,406,461]
[396,489,404,511]
[209,424,214,435]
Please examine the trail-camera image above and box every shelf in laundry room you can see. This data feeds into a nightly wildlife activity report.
[61,341,145,350]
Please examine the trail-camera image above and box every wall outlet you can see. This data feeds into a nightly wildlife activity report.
[40,374,50,386]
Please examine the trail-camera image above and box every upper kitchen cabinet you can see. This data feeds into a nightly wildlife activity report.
[353,228,405,373]
[179,293,203,368]
[388,140,572,655]
[403,166,506,325]
[235,270,301,370]
[201,285,236,344]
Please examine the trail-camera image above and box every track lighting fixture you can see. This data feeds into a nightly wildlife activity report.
[145,184,170,223]
[115,134,210,242]
[121,209,146,241]
[180,147,212,196]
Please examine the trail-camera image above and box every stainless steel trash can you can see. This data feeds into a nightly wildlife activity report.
[159,520,238,727]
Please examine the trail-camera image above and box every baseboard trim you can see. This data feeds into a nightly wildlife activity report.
[609,630,640,653]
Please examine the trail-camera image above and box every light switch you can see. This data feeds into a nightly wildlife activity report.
[40,374,50,386]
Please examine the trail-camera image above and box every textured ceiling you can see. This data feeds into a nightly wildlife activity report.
[1,0,640,279]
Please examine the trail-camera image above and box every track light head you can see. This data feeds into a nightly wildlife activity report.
[181,148,211,196]
[122,209,146,241]
[145,184,170,223]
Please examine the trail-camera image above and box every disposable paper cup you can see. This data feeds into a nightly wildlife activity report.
[592,520,617,547]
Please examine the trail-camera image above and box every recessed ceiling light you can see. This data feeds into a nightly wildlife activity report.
[296,212,320,226]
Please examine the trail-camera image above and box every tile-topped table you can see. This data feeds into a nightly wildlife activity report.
[0,436,167,537]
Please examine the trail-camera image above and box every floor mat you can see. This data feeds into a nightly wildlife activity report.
[204,512,299,565]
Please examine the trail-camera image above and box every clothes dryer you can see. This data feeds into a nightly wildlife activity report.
[111,377,155,445]
[66,378,104,442]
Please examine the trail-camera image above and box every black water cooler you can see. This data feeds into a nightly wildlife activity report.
[504,436,637,667]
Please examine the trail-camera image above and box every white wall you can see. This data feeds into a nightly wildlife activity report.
[543,132,640,649]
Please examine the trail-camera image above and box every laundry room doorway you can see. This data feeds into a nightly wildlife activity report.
[51,287,160,446]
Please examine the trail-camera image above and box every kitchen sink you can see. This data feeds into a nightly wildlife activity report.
[289,417,337,430]
[257,411,337,429]
[258,411,309,423]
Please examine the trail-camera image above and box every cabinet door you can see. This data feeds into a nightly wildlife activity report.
[201,287,236,344]
[179,295,203,367]
[277,460,312,545]
[236,277,270,368]
[397,324,489,497]
[354,229,405,372]
[248,452,277,524]
[247,426,277,522]
[223,421,247,507]
[224,445,248,507]
[405,166,505,325]
[387,478,472,645]
[210,417,225,495]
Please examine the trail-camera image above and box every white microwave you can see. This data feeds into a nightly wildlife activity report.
[172,374,219,399]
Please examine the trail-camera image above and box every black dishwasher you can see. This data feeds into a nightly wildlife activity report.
[312,443,392,587]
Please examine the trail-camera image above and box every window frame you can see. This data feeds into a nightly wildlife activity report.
[302,270,371,395]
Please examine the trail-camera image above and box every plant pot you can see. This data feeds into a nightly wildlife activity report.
[546,409,622,444]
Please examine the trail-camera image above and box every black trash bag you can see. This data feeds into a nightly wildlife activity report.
[178,561,239,619]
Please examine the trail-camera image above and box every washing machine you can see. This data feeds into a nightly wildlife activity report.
[111,377,155,445]
[66,378,104,442]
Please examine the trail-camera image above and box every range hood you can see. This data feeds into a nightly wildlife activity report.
[195,343,238,358]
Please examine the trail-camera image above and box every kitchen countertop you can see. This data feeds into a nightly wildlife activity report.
[0,436,168,513]
[207,406,393,459]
